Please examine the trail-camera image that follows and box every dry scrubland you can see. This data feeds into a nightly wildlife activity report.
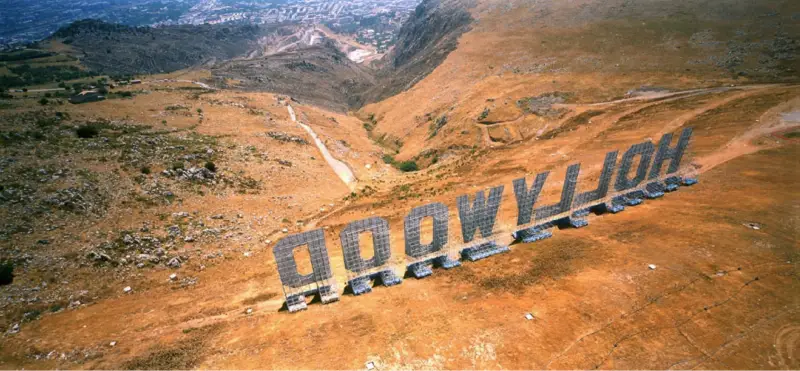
[1,0,799,369]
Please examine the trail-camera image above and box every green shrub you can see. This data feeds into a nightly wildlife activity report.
[36,117,59,127]
[204,161,216,172]
[171,161,185,170]
[382,154,395,164]
[140,166,151,175]
[38,97,49,106]
[0,260,13,285]
[397,161,419,172]
[478,107,490,121]
[429,115,448,138]
[75,124,99,138]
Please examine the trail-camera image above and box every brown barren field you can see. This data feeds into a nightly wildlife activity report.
[1,0,799,367]
[0,76,797,369]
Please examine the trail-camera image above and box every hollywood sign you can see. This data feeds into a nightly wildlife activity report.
[273,128,697,312]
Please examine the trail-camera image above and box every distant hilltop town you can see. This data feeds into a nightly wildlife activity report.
[1,0,420,49]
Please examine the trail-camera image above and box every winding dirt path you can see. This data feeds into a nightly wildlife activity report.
[693,97,800,173]
[287,105,357,188]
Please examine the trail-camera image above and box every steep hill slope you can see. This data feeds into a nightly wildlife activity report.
[212,41,376,112]
[210,0,476,111]
[363,0,476,103]
[361,0,799,164]
[2,2,800,369]
[1,66,798,371]
[39,20,290,75]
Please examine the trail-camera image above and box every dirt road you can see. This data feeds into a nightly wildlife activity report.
[287,104,357,188]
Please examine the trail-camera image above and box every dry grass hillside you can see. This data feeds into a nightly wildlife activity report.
[360,0,799,165]
[1,69,798,370]
[0,0,799,369]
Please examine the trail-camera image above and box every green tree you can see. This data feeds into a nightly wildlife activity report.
[397,161,419,172]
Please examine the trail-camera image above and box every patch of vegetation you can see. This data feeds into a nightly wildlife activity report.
[0,64,94,88]
[478,240,588,292]
[397,161,419,172]
[0,260,14,286]
[165,104,189,111]
[372,132,403,151]
[106,91,134,99]
[0,49,55,62]
[343,185,377,201]
[123,324,222,369]
[428,114,448,138]
[22,309,42,323]
[75,124,100,138]
[477,108,490,122]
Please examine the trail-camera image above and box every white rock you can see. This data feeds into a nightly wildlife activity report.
[243,251,252,257]
[365,164,372,169]
[648,264,657,270]
[169,273,178,281]
[282,228,289,233]
[123,286,132,293]
[525,313,534,320]
[365,362,375,370]
[246,308,253,315]
[109,341,117,347]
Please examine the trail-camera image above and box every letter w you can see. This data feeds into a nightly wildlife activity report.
[457,185,504,243]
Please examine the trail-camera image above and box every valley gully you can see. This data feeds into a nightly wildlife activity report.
[273,128,697,312]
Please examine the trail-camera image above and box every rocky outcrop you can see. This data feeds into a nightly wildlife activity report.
[365,0,475,103]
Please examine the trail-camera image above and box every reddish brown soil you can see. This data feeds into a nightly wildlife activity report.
[0,78,797,369]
